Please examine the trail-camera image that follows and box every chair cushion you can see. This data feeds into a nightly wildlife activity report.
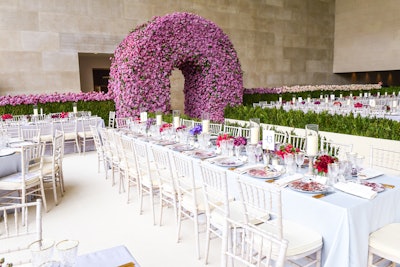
[369,223,400,259]
[258,219,322,257]
[0,171,41,190]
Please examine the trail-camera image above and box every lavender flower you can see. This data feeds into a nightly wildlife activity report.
[233,136,247,146]
[189,125,202,136]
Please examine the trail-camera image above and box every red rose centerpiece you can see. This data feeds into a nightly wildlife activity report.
[275,144,300,159]
[313,154,338,174]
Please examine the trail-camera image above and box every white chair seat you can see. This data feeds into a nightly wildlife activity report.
[209,201,268,227]
[40,135,53,142]
[369,223,400,263]
[64,132,77,140]
[258,219,322,257]
[0,171,41,189]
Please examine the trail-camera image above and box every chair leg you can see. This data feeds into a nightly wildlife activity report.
[39,180,48,212]
[194,213,200,260]
[204,219,211,264]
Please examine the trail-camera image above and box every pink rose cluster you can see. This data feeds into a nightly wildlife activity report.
[108,12,243,123]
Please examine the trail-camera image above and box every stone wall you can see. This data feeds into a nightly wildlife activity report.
[0,0,338,96]
[334,0,400,73]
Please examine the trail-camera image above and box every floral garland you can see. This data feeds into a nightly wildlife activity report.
[108,12,243,122]
[0,91,111,106]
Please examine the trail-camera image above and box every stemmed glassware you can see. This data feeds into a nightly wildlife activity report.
[284,154,295,174]
[254,146,263,163]
[327,162,339,186]
[295,152,305,171]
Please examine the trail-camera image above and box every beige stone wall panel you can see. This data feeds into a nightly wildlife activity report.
[0,10,38,31]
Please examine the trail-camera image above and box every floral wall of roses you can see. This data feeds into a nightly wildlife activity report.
[108,12,243,122]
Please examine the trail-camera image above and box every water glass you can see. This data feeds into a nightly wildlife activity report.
[234,145,243,158]
[284,154,295,174]
[254,146,263,163]
[295,152,305,169]
[29,239,55,267]
[327,162,339,186]
[246,145,256,164]
[56,239,79,267]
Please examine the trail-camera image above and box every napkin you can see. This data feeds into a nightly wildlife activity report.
[334,182,377,199]
[274,173,303,187]
[233,164,264,174]
[357,168,384,180]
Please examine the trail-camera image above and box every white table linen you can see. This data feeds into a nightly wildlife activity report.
[123,133,400,267]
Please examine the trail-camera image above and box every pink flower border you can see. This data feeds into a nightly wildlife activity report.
[108,12,243,122]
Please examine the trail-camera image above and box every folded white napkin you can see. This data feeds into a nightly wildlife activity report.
[234,164,264,174]
[334,182,377,199]
[357,168,384,180]
[275,173,303,187]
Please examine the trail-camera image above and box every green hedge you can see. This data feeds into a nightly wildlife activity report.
[224,105,400,141]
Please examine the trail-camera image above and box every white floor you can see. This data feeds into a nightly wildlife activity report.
[42,151,221,267]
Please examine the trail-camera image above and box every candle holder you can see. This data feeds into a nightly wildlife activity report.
[201,111,210,134]
[305,124,319,175]
[33,104,38,116]
[72,102,78,113]
[249,118,260,145]
[139,106,147,122]
[155,110,162,126]
[172,110,180,129]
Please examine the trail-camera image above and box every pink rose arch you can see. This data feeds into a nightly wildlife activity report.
[108,12,243,122]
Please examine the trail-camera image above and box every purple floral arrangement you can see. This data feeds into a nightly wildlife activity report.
[243,87,283,95]
[146,118,155,130]
[108,12,243,122]
[233,136,247,146]
[189,125,202,136]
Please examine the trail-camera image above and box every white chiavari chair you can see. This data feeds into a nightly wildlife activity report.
[320,139,353,160]
[60,119,80,154]
[181,119,194,128]
[367,223,400,267]
[90,125,106,173]
[36,120,54,151]
[225,218,288,267]
[370,145,400,175]
[274,131,287,144]
[199,162,254,265]
[150,145,178,226]
[288,134,306,151]
[236,177,323,267]
[209,123,223,135]
[108,111,116,128]
[3,122,21,139]
[119,135,139,204]
[42,130,64,206]
[115,117,131,129]
[0,199,42,266]
[171,152,205,259]
[241,127,250,138]
[78,117,99,154]
[21,127,41,142]
[132,139,159,225]
[0,142,48,212]
[98,127,119,183]
[223,125,242,137]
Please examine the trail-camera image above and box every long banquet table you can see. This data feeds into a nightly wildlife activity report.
[121,132,400,267]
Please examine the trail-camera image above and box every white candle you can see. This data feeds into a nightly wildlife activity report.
[385,92,388,96]
[156,114,162,126]
[73,106,77,113]
[359,93,362,98]
[339,93,343,98]
[279,96,282,103]
[40,108,43,115]
[377,92,380,97]
[346,99,351,106]
[173,116,180,128]
[307,97,311,103]
[33,108,38,116]
[325,97,329,103]
[202,119,210,134]
[330,94,335,100]
[350,93,353,98]
[306,135,318,156]
[140,111,147,122]
[369,99,376,107]
[250,127,259,145]
[364,92,368,98]
[320,94,323,99]
[298,96,302,102]
[292,96,296,103]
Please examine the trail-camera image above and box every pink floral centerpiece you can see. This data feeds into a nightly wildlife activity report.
[275,144,300,159]
[1,113,13,120]
[216,133,233,148]
[354,102,363,108]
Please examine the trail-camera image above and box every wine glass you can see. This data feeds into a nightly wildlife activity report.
[295,152,305,170]
[284,153,295,174]
[254,146,263,163]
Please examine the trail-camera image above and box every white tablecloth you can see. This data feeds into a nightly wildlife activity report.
[76,245,140,267]
[125,135,400,267]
